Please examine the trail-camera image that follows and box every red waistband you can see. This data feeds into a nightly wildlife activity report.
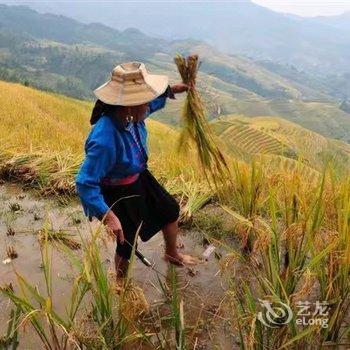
[101,173,140,186]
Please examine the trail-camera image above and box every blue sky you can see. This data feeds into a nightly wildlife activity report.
[253,0,350,17]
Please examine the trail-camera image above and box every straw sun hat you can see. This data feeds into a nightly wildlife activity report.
[93,62,169,106]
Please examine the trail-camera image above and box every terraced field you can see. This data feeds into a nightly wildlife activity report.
[215,121,295,161]
[258,154,321,183]
[212,115,350,173]
[0,80,349,196]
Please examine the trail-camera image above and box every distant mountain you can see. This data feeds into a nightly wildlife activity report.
[256,60,350,100]
[310,12,350,35]
[0,4,330,101]
[0,5,165,57]
[0,4,349,142]
[2,1,350,75]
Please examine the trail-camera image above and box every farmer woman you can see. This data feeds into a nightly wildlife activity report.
[76,62,196,277]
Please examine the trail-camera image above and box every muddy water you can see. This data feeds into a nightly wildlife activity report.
[0,183,231,349]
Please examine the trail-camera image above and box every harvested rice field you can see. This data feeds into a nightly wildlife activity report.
[0,183,234,349]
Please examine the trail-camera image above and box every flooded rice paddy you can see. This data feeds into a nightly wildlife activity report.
[0,183,233,349]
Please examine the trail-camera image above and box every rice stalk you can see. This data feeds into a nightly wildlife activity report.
[0,150,81,197]
[153,266,187,349]
[0,230,86,350]
[223,165,350,348]
[309,174,350,344]
[37,227,81,250]
[177,176,212,223]
[174,54,229,189]
[169,265,186,350]
[116,223,142,347]
[0,305,21,350]
[78,227,117,348]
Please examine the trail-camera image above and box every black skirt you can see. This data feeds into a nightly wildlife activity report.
[100,169,180,259]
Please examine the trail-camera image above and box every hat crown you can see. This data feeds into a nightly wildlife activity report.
[112,62,147,82]
[94,61,168,106]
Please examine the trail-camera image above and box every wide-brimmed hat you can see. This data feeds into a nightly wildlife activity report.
[93,62,168,106]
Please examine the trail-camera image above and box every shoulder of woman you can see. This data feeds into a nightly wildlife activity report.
[91,115,117,133]
[87,116,116,145]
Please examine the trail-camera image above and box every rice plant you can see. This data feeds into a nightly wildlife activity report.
[0,305,21,350]
[174,54,229,188]
[37,227,81,250]
[0,228,88,350]
[169,266,186,350]
[176,176,213,223]
[221,163,350,349]
[309,174,350,344]
[153,265,187,350]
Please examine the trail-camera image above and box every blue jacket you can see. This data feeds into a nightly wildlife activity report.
[75,94,169,218]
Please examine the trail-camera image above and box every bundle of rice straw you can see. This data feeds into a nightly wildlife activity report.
[174,54,228,186]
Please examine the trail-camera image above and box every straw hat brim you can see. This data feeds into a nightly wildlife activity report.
[93,74,169,106]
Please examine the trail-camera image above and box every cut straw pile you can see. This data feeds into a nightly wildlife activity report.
[174,54,228,186]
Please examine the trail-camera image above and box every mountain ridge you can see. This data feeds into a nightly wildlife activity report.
[0,4,349,142]
[2,1,350,75]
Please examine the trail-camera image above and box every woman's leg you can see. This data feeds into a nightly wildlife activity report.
[162,220,197,265]
[115,230,137,278]
[115,253,129,278]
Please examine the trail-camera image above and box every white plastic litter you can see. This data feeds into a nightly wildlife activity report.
[202,245,216,260]
[2,258,12,265]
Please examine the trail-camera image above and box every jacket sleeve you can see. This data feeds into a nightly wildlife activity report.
[75,122,116,219]
[148,85,175,115]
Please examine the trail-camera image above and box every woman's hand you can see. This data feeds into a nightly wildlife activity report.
[170,83,191,94]
[103,210,125,244]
